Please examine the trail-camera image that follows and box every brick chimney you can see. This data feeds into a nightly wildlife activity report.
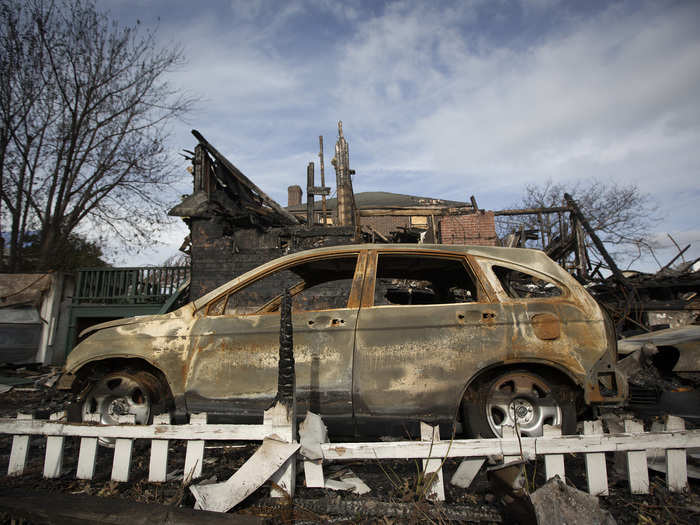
[287,185,302,207]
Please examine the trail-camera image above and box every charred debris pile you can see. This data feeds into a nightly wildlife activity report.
[171,126,698,338]
[498,194,699,336]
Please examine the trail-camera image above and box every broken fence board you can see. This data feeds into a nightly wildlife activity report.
[318,430,700,461]
[665,416,688,493]
[265,402,297,498]
[8,413,32,476]
[43,412,66,479]
[184,413,207,484]
[623,420,649,494]
[76,414,100,480]
[111,415,135,482]
[299,412,327,489]
[583,420,608,496]
[420,423,445,501]
[149,414,171,483]
[450,458,485,489]
[543,425,565,481]
[190,438,300,513]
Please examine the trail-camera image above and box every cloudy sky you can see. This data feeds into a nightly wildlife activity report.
[99,0,700,272]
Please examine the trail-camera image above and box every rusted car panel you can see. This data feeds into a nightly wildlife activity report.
[62,244,627,436]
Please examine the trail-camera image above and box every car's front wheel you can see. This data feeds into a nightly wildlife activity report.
[462,370,576,438]
[81,370,166,443]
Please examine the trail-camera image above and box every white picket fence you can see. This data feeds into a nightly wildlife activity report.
[1,411,697,505]
[0,411,273,483]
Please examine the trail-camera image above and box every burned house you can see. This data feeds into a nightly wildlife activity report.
[169,131,355,299]
[287,191,497,246]
[170,126,498,299]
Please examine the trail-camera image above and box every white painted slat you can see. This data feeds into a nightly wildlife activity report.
[149,413,171,482]
[76,414,100,480]
[583,420,608,496]
[183,413,207,484]
[8,413,33,476]
[420,422,445,501]
[299,412,327,489]
[111,414,135,482]
[502,425,521,464]
[43,412,66,479]
[0,419,270,441]
[266,402,297,498]
[623,420,649,494]
[664,416,688,493]
[450,458,485,489]
[543,425,565,481]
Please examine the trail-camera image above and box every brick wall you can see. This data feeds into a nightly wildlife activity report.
[189,219,355,299]
[438,211,497,246]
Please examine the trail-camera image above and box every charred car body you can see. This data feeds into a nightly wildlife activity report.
[59,244,627,438]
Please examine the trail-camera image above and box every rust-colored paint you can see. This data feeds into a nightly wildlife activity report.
[531,313,560,340]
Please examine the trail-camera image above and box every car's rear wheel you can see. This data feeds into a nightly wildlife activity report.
[462,370,576,438]
[81,370,164,445]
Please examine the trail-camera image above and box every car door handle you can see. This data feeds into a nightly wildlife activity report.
[331,318,345,326]
[481,312,496,321]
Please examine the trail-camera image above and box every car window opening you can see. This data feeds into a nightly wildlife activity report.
[374,255,479,306]
[212,255,358,315]
[492,265,562,299]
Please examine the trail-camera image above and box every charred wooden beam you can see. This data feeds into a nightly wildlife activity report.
[657,244,691,274]
[307,162,314,227]
[191,130,299,225]
[564,193,629,288]
[276,288,295,407]
[319,135,328,225]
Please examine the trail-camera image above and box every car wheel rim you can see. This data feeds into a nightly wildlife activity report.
[485,372,562,437]
[82,374,152,444]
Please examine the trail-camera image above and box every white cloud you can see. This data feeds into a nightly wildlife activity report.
[94,0,699,272]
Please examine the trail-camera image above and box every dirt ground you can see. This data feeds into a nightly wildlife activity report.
[0,366,698,524]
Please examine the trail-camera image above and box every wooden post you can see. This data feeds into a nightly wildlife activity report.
[306,162,315,227]
[269,288,297,498]
[543,425,565,481]
[43,411,66,479]
[184,413,207,484]
[664,416,688,492]
[583,420,608,496]
[420,423,445,501]
[319,136,327,225]
[623,419,649,494]
[149,413,172,482]
[76,414,100,480]
[111,414,135,482]
[8,413,33,476]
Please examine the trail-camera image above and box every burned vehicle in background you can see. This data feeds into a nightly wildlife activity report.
[59,244,627,438]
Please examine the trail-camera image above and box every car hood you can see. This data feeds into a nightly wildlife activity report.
[78,314,165,338]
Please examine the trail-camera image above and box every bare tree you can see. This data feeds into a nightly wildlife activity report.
[0,0,193,272]
[497,179,659,268]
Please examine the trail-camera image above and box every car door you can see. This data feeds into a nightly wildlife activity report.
[352,250,502,435]
[185,252,366,430]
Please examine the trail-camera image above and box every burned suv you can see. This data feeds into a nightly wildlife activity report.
[59,244,627,438]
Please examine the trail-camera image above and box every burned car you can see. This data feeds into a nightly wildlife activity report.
[59,244,627,438]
